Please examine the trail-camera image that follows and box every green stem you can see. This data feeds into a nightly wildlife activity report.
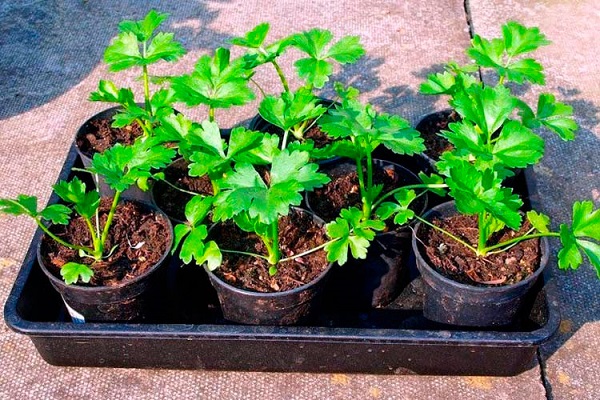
[271,59,290,93]
[83,216,102,259]
[281,129,290,150]
[208,107,215,122]
[268,222,281,265]
[279,238,337,263]
[477,211,488,255]
[142,43,152,117]
[99,192,121,251]
[366,150,374,196]
[414,215,478,254]
[482,232,560,254]
[157,176,203,196]
[35,219,92,253]
[372,184,448,210]
[250,78,267,98]
[354,155,370,219]
[220,249,270,262]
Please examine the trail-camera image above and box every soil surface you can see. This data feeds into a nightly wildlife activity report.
[307,160,426,223]
[417,214,541,286]
[416,110,460,160]
[211,210,329,293]
[153,158,213,222]
[76,116,144,156]
[41,199,171,287]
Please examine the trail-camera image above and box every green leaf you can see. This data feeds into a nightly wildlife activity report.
[572,201,600,240]
[53,178,100,219]
[197,241,222,271]
[0,195,38,216]
[258,88,325,132]
[39,204,72,225]
[60,262,94,285]
[292,29,364,88]
[578,240,600,278]
[504,58,545,85]
[179,225,209,264]
[480,212,506,244]
[526,211,550,233]
[230,23,270,48]
[492,120,544,168]
[502,21,550,57]
[451,85,517,137]
[418,172,447,197]
[173,224,191,255]
[374,114,425,156]
[119,10,168,41]
[325,207,382,265]
[558,224,583,270]
[104,32,142,72]
[145,32,186,64]
[533,94,577,141]
[172,47,255,109]
[374,189,416,225]
[185,196,214,225]
[420,71,457,95]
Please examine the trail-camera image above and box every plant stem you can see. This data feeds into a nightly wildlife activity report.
[271,60,290,93]
[83,216,103,259]
[142,42,152,117]
[268,222,281,265]
[157,176,202,196]
[35,219,92,253]
[354,155,370,219]
[208,107,215,122]
[220,249,270,262]
[99,192,121,253]
[371,184,448,210]
[482,232,559,254]
[281,129,290,150]
[279,239,337,263]
[250,78,267,98]
[477,211,488,255]
[414,215,478,254]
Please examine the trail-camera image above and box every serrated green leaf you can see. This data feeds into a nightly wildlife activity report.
[179,225,209,264]
[89,80,121,103]
[534,94,577,141]
[292,29,333,59]
[572,201,600,240]
[527,211,550,233]
[119,10,168,41]
[577,240,600,278]
[173,224,191,255]
[418,172,447,197]
[294,58,333,89]
[441,121,484,156]
[258,88,325,133]
[504,58,545,85]
[502,21,550,57]
[327,35,365,64]
[198,241,222,271]
[420,71,457,95]
[104,32,142,72]
[184,195,213,225]
[60,262,94,285]
[492,120,544,168]
[230,23,270,48]
[39,204,72,225]
[172,48,255,109]
[374,114,425,156]
[558,224,582,270]
[145,32,186,64]
[0,195,38,216]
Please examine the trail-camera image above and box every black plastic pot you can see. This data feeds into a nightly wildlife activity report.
[37,200,173,323]
[412,201,549,327]
[205,209,333,325]
[306,158,428,308]
[75,106,153,202]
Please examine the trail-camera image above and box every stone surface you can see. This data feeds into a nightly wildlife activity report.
[0,0,596,398]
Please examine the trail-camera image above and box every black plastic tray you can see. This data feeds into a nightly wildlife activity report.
[3,145,560,375]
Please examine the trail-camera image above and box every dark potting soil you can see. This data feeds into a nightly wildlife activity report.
[40,199,171,287]
[256,117,334,149]
[308,161,425,223]
[153,158,213,221]
[418,214,541,286]
[417,110,460,160]
[211,210,329,293]
[77,117,144,156]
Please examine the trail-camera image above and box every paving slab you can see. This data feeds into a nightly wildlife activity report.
[0,0,581,398]
[468,0,600,399]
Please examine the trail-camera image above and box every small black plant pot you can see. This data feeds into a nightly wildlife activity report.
[75,106,153,202]
[37,201,173,323]
[205,209,333,325]
[306,158,427,308]
[412,201,549,327]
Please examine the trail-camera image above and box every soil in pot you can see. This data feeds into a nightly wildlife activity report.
[417,109,460,162]
[418,214,541,286]
[152,158,213,223]
[39,199,172,322]
[307,159,427,224]
[76,110,144,158]
[210,210,328,293]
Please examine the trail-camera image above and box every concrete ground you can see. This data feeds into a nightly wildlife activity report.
[0,0,598,398]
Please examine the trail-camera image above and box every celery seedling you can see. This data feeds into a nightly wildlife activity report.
[89,10,186,137]
[0,140,175,284]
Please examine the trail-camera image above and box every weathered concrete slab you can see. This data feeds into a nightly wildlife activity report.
[468,1,600,399]
[0,0,568,398]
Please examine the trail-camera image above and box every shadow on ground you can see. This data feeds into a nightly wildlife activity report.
[0,0,233,120]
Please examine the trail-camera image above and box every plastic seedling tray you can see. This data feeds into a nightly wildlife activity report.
[3,145,560,375]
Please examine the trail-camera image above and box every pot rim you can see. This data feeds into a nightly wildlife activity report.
[412,200,550,294]
[37,199,174,293]
[204,207,333,298]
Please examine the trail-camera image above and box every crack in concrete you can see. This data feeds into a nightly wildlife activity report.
[537,348,553,400]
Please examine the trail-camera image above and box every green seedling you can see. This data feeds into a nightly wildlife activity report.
[0,140,175,284]
[90,10,186,137]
